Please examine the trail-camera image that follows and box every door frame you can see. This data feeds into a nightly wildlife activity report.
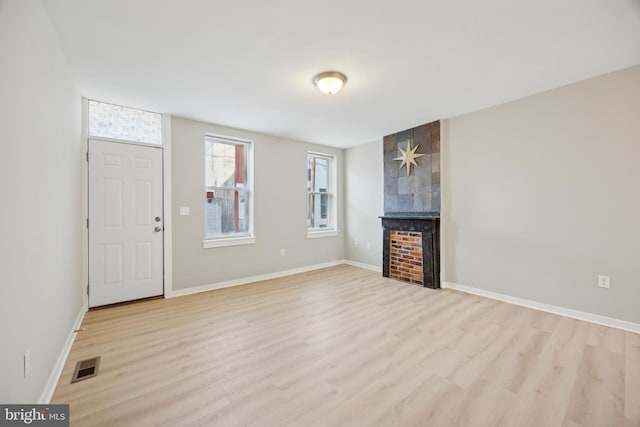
[81,98,173,308]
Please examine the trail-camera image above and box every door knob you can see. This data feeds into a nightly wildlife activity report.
[155,217,161,222]
[154,226,162,232]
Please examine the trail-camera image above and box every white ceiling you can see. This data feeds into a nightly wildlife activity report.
[42,0,640,148]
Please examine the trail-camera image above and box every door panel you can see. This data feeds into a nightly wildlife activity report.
[89,139,163,307]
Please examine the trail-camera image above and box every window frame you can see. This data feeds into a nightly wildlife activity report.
[307,151,338,238]
[202,134,255,248]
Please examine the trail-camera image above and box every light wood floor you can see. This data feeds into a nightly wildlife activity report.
[52,265,640,427]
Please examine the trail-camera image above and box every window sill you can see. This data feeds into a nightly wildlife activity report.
[307,229,338,239]
[202,236,256,248]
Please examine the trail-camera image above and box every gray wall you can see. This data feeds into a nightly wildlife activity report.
[0,0,83,402]
[344,140,384,268]
[171,116,344,290]
[443,65,640,323]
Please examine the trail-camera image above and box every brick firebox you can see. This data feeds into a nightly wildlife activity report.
[390,231,424,285]
[380,214,440,289]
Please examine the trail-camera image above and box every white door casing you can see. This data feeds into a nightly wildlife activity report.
[88,139,163,307]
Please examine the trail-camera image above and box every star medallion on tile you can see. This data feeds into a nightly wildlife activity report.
[393,140,425,176]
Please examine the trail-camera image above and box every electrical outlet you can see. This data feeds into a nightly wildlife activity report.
[598,275,610,288]
[24,350,30,378]
[280,249,285,257]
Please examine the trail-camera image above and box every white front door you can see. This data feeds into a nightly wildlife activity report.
[88,139,164,307]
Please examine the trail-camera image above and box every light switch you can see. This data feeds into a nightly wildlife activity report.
[180,207,190,216]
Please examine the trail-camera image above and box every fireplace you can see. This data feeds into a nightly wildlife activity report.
[380,213,440,288]
[382,120,440,288]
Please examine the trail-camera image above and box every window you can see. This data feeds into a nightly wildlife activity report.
[307,152,337,237]
[204,136,254,247]
[88,100,162,145]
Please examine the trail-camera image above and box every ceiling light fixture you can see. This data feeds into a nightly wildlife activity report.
[313,71,347,95]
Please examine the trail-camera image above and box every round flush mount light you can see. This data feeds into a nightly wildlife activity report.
[312,71,347,95]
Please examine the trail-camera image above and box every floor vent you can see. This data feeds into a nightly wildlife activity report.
[71,356,100,383]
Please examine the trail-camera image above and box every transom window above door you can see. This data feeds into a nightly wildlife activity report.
[88,100,163,145]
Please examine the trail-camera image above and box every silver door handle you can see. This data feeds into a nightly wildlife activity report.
[154,226,162,232]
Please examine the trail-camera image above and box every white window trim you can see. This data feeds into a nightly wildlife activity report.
[202,236,256,248]
[307,151,338,238]
[203,134,255,248]
[307,229,339,239]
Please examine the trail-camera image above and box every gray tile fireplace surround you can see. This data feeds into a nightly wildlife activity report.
[383,121,440,214]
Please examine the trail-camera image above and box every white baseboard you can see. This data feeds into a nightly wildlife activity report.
[167,260,347,298]
[39,304,87,404]
[442,282,640,334]
[343,259,382,273]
